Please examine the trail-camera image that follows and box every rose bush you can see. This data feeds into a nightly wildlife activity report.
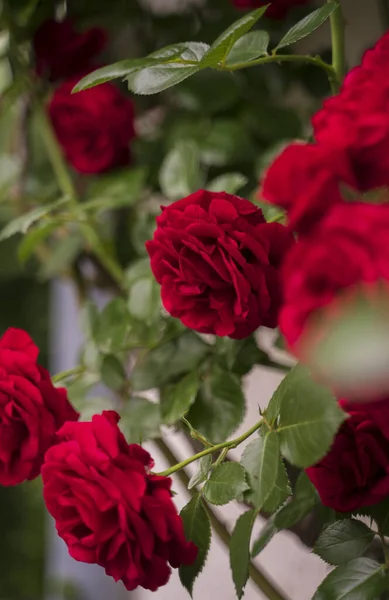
[49,77,136,174]
[0,328,78,486]
[146,190,294,339]
[42,411,197,591]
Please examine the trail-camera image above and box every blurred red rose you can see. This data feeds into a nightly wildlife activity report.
[279,203,389,349]
[49,77,136,174]
[313,31,389,192]
[42,411,197,591]
[34,18,106,81]
[146,190,295,339]
[0,328,78,486]
[306,405,389,512]
[232,0,309,19]
[262,143,356,235]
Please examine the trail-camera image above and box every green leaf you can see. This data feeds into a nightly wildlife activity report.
[313,558,387,600]
[17,220,59,263]
[207,173,248,195]
[188,455,212,490]
[120,397,161,443]
[179,496,211,596]
[262,457,291,513]
[275,3,338,50]
[251,519,278,558]
[83,167,146,213]
[276,365,346,467]
[100,354,126,391]
[314,520,375,567]
[126,43,209,95]
[73,57,180,92]
[127,277,160,323]
[177,70,240,115]
[95,298,132,353]
[0,197,69,242]
[201,7,270,68]
[275,471,317,529]
[225,30,269,66]
[187,367,245,443]
[161,371,200,425]
[216,336,267,376]
[203,463,249,506]
[39,232,83,279]
[240,430,280,508]
[159,140,203,201]
[132,332,209,391]
[229,509,256,599]
[200,119,254,167]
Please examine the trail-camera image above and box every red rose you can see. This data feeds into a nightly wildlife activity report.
[306,405,389,512]
[262,143,356,235]
[232,0,309,19]
[312,31,389,192]
[280,203,389,349]
[34,18,106,81]
[42,411,197,591]
[146,190,295,339]
[49,77,136,174]
[0,328,78,486]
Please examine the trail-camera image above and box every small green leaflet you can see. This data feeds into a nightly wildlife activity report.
[275,3,338,50]
[159,140,203,201]
[201,7,270,68]
[203,462,249,506]
[120,397,161,443]
[313,558,387,600]
[230,509,257,599]
[0,196,69,242]
[161,371,200,426]
[314,519,374,566]
[179,496,211,596]
[100,354,126,391]
[262,456,291,513]
[240,430,280,508]
[188,455,212,490]
[207,173,248,194]
[225,30,269,66]
[274,471,317,529]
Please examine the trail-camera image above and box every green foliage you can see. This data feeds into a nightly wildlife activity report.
[274,471,318,529]
[161,371,200,425]
[203,463,249,506]
[314,520,375,566]
[230,509,257,599]
[275,3,339,50]
[313,559,387,600]
[251,519,278,558]
[240,430,280,509]
[275,365,346,467]
[120,397,161,443]
[159,140,203,201]
[226,30,270,66]
[187,366,245,443]
[188,455,212,490]
[180,495,211,596]
[200,7,269,68]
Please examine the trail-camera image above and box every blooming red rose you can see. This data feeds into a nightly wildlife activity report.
[0,328,78,486]
[306,404,389,512]
[42,411,197,591]
[146,190,295,339]
[34,18,106,81]
[280,203,389,349]
[232,0,309,19]
[312,31,389,192]
[49,77,136,174]
[262,143,356,235]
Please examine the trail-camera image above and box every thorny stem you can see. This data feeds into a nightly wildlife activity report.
[157,419,264,477]
[51,366,85,384]
[154,437,289,600]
